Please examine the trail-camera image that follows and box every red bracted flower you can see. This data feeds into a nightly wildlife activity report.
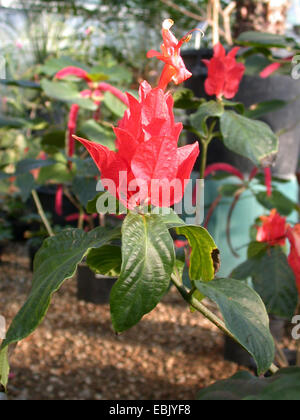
[260,62,282,79]
[147,19,192,90]
[203,43,245,99]
[67,104,80,157]
[256,209,288,246]
[260,56,293,79]
[74,81,199,209]
[55,185,63,217]
[55,66,92,83]
[264,167,272,197]
[287,225,300,294]
[98,82,129,106]
[204,163,244,181]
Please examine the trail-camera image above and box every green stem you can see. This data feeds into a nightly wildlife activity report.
[199,139,208,180]
[171,271,279,375]
[31,189,54,237]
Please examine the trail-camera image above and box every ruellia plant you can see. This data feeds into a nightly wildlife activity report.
[1,19,300,399]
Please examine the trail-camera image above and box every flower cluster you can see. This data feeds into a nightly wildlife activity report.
[203,43,245,100]
[74,20,199,209]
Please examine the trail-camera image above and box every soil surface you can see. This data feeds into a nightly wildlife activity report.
[0,242,250,400]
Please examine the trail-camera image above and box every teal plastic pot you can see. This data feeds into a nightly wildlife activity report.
[204,175,299,277]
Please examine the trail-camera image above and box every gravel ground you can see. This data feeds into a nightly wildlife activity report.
[1,242,243,400]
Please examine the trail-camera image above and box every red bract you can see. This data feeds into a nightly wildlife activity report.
[74,81,199,209]
[256,209,287,246]
[260,62,282,79]
[264,167,272,197]
[287,225,300,294]
[55,66,92,83]
[204,163,244,181]
[147,19,192,90]
[67,104,80,157]
[203,43,245,99]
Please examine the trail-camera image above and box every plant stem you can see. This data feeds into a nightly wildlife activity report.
[78,205,85,230]
[171,271,279,375]
[31,189,54,237]
[199,140,208,180]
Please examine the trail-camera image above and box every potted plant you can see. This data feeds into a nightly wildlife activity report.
[0,18,299,400]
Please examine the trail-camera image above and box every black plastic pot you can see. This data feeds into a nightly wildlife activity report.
[235,74,300,177]
[77,264,117,304]
[8,218,32,242]
[183,49,300,176]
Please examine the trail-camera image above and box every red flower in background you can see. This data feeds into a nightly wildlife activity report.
[74,81,199,209]
[55,66,92,83]
[255,210,300,294]
[203,43,245,99]
[54,68,129,159]
[256,209,287,246]
[147,19,192,90]
[287,225,300,294]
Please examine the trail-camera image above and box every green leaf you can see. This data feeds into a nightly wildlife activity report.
[85,192,126,215]
[15,158,56,176]
[80,119,116,150]
[231,258,259,280]
[195,278,275,375]
[222,99,245,115]
[41,130,66,154]
[232,247,298,319]
[247,241,268,259]
[252,248,298,319]
[0,116,32,129]
[39,57,89,77]
[37,154,72,184]
[245,100,287,120]
[218,184,243,197]
[103,91,127,118]
[173,88,202,109]
[159,208,186,229]
[91,65,132,84]
[237,31,287,48]
[197,368,300,400]
[0,226,121,388]
[220,111,278,167]
[72,176,98,207]
[86,193,103,214]
[41,79,97,111]
[86,245,122,276]
[86,72,109,82]
[0,79,41,89]
[190,101,224,137]
[110,213,175,332]
[176,225,219,282]
[72,157,99,178]
[255,190,296,216]
[16,173,35,202]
